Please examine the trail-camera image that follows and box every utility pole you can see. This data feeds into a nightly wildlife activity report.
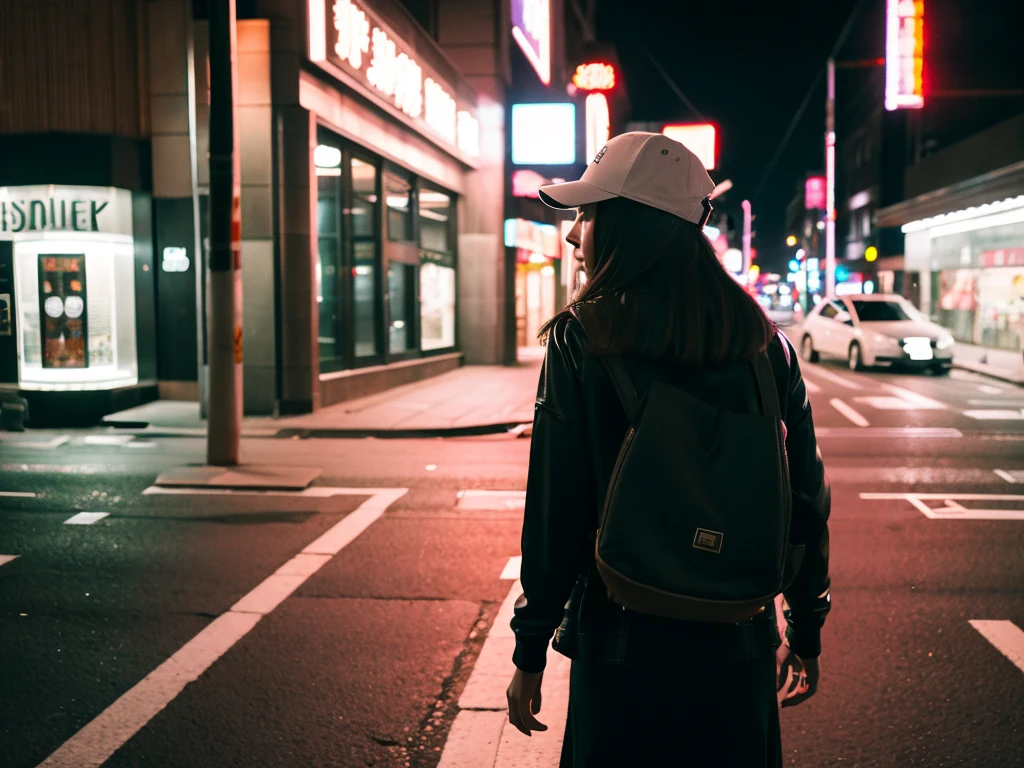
[741,199,752,280]
[207,0,242,466]
[825,57,836,299]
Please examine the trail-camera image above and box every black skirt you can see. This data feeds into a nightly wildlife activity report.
[560,652,783,768]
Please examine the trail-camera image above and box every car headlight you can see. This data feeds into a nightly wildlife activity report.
[936,336,954,350]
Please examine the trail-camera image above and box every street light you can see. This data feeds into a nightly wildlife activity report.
[865,245,878,262]
[786,235,798,247]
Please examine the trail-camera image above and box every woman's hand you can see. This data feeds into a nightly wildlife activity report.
[506,669,547,736]
[777,646,821,708]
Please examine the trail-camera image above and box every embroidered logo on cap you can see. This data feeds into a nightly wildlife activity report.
[593,146,609,164]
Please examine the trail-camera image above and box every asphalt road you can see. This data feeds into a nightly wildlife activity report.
[1,361,1022,767]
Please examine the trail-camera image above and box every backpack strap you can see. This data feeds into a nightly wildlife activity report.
[750,351,782,419]
[600,355,643,423]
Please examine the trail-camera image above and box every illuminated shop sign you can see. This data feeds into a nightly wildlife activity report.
[511,103,576,165]
[572,62,615,91]
[504,218,560,257]
[512,170,549,198]
[585,93,610,165]
[885,0,924,111]
[511,0,551,85]
[0,186,132,238]
[661,123,716,170]
[804,176,826,210]
[308,0,480,158]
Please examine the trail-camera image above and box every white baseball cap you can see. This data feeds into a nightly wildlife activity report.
[538,132,716,226]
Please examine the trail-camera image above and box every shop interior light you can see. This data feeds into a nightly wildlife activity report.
[529,252,548,264]
[313,144,342,168]
[901,195,1024,233]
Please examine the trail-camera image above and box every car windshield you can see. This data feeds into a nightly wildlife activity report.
[851,300,917,323]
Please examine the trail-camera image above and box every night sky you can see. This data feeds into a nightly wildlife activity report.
[596,0,859,272]
[596,0,1024,273]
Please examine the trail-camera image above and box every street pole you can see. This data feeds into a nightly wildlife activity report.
[741,199,752,280]
[207,0,243,466]
[825,57,836,299]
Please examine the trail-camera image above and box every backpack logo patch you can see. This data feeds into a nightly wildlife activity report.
[693,528,724,554]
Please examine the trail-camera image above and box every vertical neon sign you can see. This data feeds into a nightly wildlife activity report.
[885,0,924,111]
[511,0,551,85]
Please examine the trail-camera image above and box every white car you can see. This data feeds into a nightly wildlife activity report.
[799,294,955,374]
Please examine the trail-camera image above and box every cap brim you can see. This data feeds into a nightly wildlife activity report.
[537,180,617,210]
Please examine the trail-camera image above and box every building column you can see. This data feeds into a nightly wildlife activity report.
[436,0,508,365]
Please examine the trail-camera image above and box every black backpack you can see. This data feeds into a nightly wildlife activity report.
[594,351,804,623]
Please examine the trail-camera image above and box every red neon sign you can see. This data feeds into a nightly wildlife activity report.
[572,62,615,91]
[805,176,826,210]
[885,0,924,110]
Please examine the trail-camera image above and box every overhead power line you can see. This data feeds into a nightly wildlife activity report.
[642,46,708,123]
[751,0,863,205]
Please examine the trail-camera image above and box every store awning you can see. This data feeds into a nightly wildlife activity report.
[876,161,1024,229]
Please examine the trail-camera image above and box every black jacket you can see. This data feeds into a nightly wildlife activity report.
[511,316,831,673]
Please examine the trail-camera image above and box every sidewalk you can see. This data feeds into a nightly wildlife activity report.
[103,355,543,437]
[953,343,1024,386]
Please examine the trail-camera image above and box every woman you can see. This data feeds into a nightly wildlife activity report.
[505,133,831,767]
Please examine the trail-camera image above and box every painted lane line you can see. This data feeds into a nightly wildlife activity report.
[815,427,962,439]
[829,398,870,427]
[64,512,110,525]
[142,485,401,498]
[963,409,1024,421]
[0,555,19,568]
[853,396,934,411]
[801,378,822,394]
[879,383,948,410]
[500,556,522,580]
[804,365,863,390]
[994,469,1018,484]
[4,435,71,450]
[860,492,1024,521]
[969,620,1024,674]
[0,491,37,498]
[82,435,136,446]
[37,487,407,768]
[978,385,1004,394]
[967,399,1024,407]
[124,441,156,449]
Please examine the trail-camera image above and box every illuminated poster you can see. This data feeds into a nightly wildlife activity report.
[38,254,88,368]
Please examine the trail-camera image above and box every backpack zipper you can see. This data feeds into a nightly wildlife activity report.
[600,425,636,531]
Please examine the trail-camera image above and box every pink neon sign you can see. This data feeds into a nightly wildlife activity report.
[885,0,924,111]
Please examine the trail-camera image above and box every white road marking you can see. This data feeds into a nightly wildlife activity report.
[994,469,1019,484]
[0,491,36,498]
[142,485,400,498]
[124,441,156,449]
[0,555,19,568]
[880,383,948,410]
[816,427,962,439]
[963,409,1024,421]
[969,621,1024,674]
[37,487,407,768]
[853,396,934,411]
[82,435,136,446]
[829,398,870,426]
[805,365,863,390]
[978,385,1004,394]
[456,490,527,511]
[445,568,571,767]
[3,435,70,450]
[860,492,1024,520]
[967,399,1024,407]
[500,556,522,580]
[64,512,110,525]
[801,378,822,394]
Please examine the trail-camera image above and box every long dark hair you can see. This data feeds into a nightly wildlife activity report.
[542,197,776,366]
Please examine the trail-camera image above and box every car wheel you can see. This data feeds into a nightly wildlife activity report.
[848,342,864,371]
[801,335,819,363]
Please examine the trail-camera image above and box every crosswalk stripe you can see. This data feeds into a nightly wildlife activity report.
[969,620,1024,674]
[802,378,822,394]
[64,512,110,525]
[804,365,862,390]
[830,398,870,427]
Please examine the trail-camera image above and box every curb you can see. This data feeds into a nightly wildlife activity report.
[953,361,1024,387]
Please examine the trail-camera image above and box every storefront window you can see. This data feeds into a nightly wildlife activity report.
[5,185,139,390]
[316,167,343,368]
[388,264,415,354]
[385,173,413,242]
[352,158,380,359]
[419,190,451,253]
[977,267,1024,351]
[936,269,979,343]
[420,260,455,350]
